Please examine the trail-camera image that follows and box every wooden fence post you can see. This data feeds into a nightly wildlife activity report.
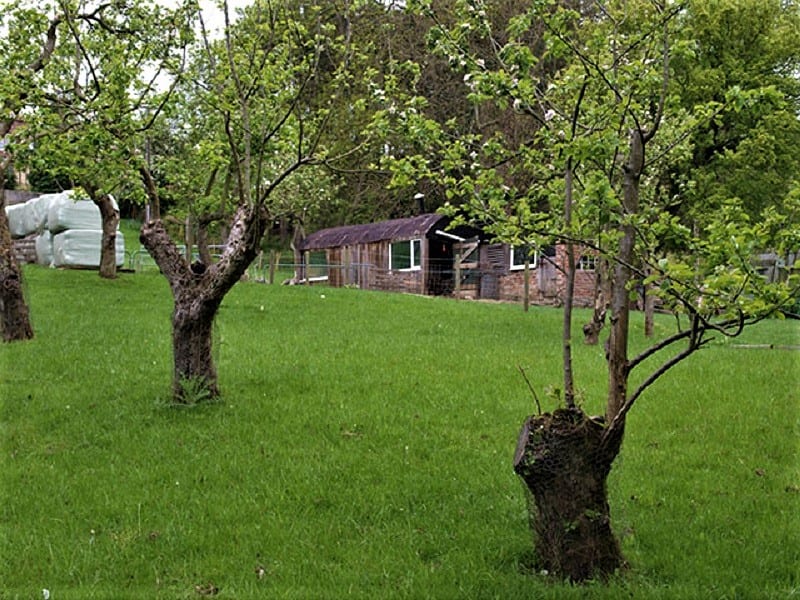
[523,260,530,312]
[454,251,461,298]
[344,246,351,286]
[268,249,276,285]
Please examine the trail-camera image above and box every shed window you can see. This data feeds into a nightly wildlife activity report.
[307,250,329,280]
[390,239,422,271]
[510,245,538,270]
[578,255,597,271]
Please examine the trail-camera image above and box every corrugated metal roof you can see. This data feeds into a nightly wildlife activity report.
[299,213,448,251]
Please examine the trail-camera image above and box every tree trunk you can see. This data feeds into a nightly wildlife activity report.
[141,220,222,402]
[172,291,220,401]
[562,161,576,407]
[0,188,34,342]
[643,271,656,338]
[583,258,610,345]
[140,204,266,402]
[85,187,120,279]
[514,408,623,582]
[606,129,644,420]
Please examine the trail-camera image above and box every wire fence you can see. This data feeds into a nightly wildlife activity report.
[129,247,506,299]
[130,247,309,285]
[127,245,227,272]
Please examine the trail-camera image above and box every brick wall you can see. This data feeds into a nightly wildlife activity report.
[12,234,37,264]
[496,245,597,307]
[374,269,423,294]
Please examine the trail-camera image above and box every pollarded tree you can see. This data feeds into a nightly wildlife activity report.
[138,0,377,402]
[386,0,799,581]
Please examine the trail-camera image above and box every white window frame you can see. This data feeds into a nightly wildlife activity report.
[577,254,597,271]
[389,238,422,272]
[509,245,538,270]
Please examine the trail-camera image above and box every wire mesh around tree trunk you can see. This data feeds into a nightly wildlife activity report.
[513,407,624,582]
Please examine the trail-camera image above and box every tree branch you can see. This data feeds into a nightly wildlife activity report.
[604,304,752,449]
[642,6,671,143]
[625,326,694,373]
[59,0,102,100]
[28,14,64,73]
[139,219,190,293]
[207,204,267,298]
[139,165,161,221]
[604,336,705,446]
[517,365,542,415]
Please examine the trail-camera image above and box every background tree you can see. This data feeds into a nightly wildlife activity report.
[19,0,194,279]
[387,0,799,581]
[672,0,800,226]
[283,0,546,225]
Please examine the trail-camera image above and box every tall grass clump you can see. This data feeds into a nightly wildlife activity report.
[1,266,798,599]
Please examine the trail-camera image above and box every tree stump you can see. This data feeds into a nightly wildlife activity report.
[514,407,623,582]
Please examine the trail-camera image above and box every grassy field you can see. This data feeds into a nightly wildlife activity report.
[1,266,798,599]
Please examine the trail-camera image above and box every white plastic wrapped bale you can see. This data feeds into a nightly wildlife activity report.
[5,202,30,238]
[47,191,118,233]
[22,193,57,234]
[35,232,54,266]
[52,229,126,268]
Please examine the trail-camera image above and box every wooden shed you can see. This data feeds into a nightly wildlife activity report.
[296,213,597,306]
[296,213,479,295]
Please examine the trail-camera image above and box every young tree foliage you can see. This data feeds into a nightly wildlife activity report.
[15,0,195,279]
[381,0,799,581]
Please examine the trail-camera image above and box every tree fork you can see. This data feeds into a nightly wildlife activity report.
[140,205,268,402]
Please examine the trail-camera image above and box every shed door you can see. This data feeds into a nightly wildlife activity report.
[454,239,479,268]
[454,239,480,293]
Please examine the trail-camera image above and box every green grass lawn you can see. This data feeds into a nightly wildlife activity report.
[1,267,798,599]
